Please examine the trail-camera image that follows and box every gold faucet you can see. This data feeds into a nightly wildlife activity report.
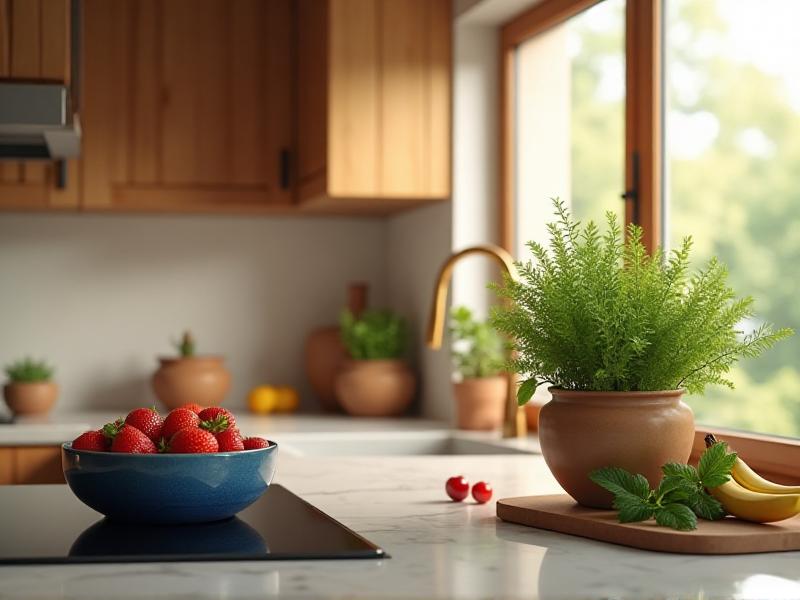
[426,244,527,438]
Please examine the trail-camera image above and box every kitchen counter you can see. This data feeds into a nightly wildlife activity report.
[2,414,799,599]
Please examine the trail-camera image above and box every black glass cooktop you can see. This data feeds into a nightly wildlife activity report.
[0,484,386,564]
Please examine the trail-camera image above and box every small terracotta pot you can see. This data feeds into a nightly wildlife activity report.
[453,376,507,430]
[538,387,694,509]
[335,360,415,417]
[3,382,58,415]
[524,401,544,432]
[152,356,231,410]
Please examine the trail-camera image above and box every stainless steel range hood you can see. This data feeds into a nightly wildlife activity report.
[0,83,81,160]
[0,0,81,162]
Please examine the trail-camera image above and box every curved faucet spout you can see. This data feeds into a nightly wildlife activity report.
[426,244,519,350]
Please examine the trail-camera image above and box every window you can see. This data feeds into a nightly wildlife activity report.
[501,0,800,438]
[664,0,800,437]
[512,0,625,259]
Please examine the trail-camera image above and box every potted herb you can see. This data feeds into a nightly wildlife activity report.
[491,200,791,508]
[449,306,508,430]
[335,309,415,416]
[151,331,231,410]
[3,357,58,415]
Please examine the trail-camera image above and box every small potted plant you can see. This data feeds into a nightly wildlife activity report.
[3,357,58,415]
[151,331,231,410]
[335,309,415,416]
[449,306,508,430]
[491,200,792,508]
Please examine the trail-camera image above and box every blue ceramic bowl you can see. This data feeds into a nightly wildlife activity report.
[62,442,277,524]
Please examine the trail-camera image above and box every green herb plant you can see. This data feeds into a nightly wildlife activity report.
[450,306,506,380]
[491,199,793,405]
[4,357,54,383]
[340,309,408,360]
[173,331,196,357]
[590,441,737,531]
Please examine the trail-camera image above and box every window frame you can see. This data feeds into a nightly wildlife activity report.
[498,0,800,473]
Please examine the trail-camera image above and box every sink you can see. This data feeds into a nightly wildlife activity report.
[276,431,540,457]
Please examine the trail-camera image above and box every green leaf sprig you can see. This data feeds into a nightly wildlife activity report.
[589,441,737,531]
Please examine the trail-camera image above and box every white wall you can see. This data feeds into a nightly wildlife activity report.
[387,203,453,420]
[0,213,388,414]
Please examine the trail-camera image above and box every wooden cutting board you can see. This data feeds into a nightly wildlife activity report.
[497,494,800,554]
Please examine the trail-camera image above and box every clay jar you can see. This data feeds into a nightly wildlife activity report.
[538,388,694,508]
[3,382,58,415]
[152,357,231,410]
[453,376,507,430]
[335,360,415,417]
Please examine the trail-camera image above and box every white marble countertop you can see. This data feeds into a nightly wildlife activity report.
[2,413,800,599]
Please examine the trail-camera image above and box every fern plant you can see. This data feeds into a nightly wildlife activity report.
[340,309,408,360]
[490,199,793,405]
[450,306,506,379]
[5,358,54,383]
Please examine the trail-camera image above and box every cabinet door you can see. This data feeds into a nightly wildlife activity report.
[82,0,293,212]
[0,0,79,211]
[325,0,451,201]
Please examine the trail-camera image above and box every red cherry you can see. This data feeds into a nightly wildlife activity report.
[445,475,470,502]
[472,481,493,504]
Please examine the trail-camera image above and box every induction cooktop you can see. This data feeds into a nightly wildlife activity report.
[0,484,387,564]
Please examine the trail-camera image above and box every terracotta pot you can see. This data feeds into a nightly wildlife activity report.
[335,360,415,417]
[453,376,507,430]
[538,387,694,509]
[152,356,231,410]
[304,327,346,412]
[3,382,58,415]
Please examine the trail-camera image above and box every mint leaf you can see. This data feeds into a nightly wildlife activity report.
[661,462,700,483]
[698,441,737,488]
[656,476,692,503]
[516,379,537,406]
[590,467,650,500]
[654,503,697,531]
[688,491,726,520]
[615,493,655,523]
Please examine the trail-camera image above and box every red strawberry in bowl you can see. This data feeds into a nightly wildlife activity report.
[198,407,236,433]
[72,430,110,451]
[161,408,200,441]
[124,407,163,442]
[168,427,219,453]
[216,428,244,452]
[243,437,271,450]
[111,425,157,454]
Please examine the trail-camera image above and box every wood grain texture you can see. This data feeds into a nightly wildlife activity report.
[498,494,800,555]
[40,0,69,81]
[0,448,14,485]
[10,0,40,77]
[0,0,12,76]
[328,0,379,197]
[13,446,64,484]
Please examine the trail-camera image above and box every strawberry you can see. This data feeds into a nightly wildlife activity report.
[110,425,157,454]
[168,427,219,453]
[216,428,244,452]
[161,408,200,441]
[198,407,236,433]
[180,403,204,415]
[124,407,163,442]
[72,430,110,451]
[243,437,271,450]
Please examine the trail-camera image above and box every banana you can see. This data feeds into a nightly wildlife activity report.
[709,478,800,523]
[705,433,800,494]
[731,456,800,495]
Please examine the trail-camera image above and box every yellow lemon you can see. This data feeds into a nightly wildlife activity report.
[275,386,300,413]
[247,386,279,414]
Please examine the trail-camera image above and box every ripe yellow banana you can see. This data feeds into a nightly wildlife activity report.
[709,478,800,523]
[731,456,800,494]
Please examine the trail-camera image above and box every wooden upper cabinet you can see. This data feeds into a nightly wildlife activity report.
[296,0,452,213]
[81,0,293,212]
[0,0,79,211]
